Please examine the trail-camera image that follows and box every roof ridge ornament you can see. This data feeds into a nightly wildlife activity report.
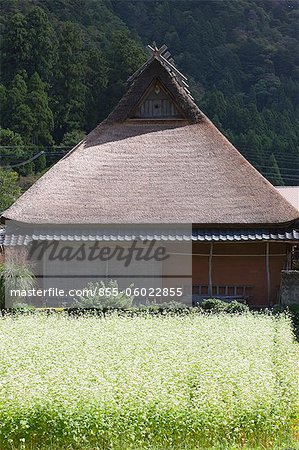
[127,42,194,100]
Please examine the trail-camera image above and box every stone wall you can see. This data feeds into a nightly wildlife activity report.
[280,271,299,305]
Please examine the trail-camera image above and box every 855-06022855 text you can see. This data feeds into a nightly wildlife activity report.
[9,286,184,299]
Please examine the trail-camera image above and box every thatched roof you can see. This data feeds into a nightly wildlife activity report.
[3,55,298,226]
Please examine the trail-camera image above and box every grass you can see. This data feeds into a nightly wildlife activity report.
[0,312,298,449]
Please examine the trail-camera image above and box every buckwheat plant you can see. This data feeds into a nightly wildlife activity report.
[0,312,298,449]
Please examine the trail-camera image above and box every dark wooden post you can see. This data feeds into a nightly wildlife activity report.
[208,243,213,297]
[266,242,271,305]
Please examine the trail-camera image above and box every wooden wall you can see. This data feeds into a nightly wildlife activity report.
[192,242,289,307]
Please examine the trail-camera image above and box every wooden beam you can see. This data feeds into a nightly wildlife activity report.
[266,242,271,304]
[147,43,168,57]
[158,54,188,80]
[208,243,213,296]
[181,79,190,88]
[286,244,292,270]
[129,44,168,83]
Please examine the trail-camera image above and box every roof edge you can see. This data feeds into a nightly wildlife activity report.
[2,219,298,230]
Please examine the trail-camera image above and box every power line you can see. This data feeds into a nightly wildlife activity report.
[0,146,297,164]
[242,152,299,162]
[245,157,298,166]
[0,152,66,158]
[262,172,299,177]
[0,145,72,149]
[0,151,45,168]
[257,166,299,173]
[262,176,299,182]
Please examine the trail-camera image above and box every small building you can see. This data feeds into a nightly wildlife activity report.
[2,44,299,307]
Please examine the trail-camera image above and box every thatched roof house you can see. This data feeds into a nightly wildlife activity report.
[3,60,298,225]
[2,43,298,307]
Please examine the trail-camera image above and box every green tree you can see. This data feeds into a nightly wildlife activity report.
[266,154,284,186]
[0,128,35,177]
[235,130,265,168]
[202,89,227,123]
[26,72,54,145]
[84,48,108,130]
[101,30,146,116]
[5,73,34,142]
[0,129,26,167]
[0,85,8,126]
[25,7,57,80]
[51,22,86,142]
[61,130,86,148]
[33,151,47,174]
[1,13,30,82]
[0,169,21,212]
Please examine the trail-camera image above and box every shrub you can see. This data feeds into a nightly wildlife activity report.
[225,299,249,314]
[72,279,134,309]
[201,298,227,312]
[0,260,36,307]
[201,298,248,314]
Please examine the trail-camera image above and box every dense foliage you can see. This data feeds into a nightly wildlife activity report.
[0,0,298,189]
[0,313,298,449]
[0,0,146,181]
[0,168,21,212]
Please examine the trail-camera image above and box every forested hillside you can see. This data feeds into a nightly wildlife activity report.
[0,0,298,192]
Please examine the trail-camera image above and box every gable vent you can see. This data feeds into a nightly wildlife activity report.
[131,80,182,119]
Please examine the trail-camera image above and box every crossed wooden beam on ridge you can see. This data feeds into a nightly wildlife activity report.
[128,42,193,99]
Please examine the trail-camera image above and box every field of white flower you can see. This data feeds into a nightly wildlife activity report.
[0,313,298,450]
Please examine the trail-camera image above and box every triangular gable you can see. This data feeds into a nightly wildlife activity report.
[130,79,184,119]
[103,57,204,125]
